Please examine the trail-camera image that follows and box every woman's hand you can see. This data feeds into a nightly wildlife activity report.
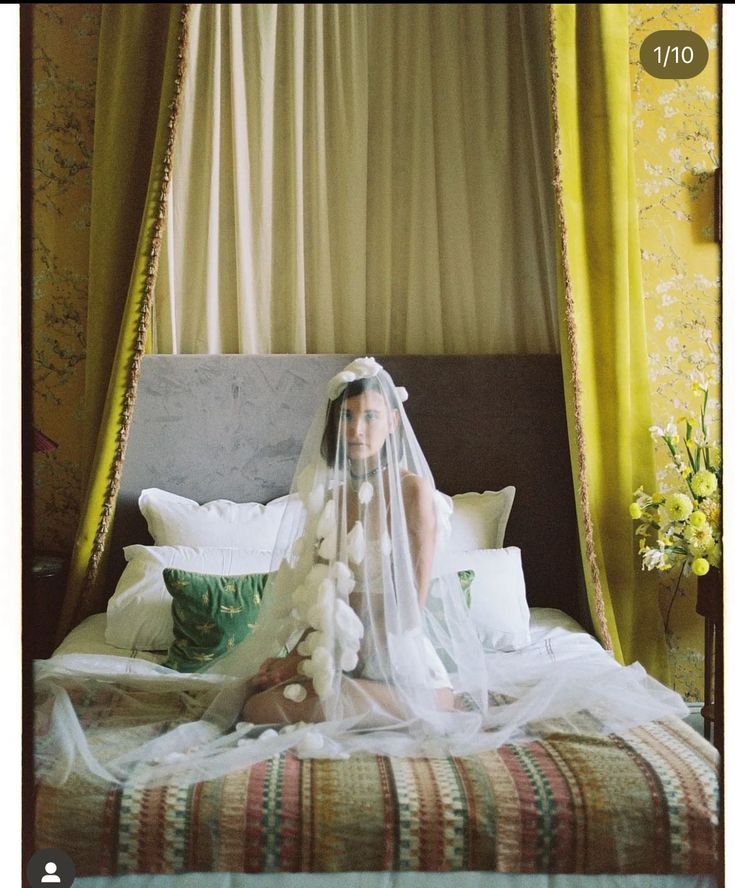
[249,651,300,691]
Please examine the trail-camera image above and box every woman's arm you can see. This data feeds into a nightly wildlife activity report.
[401,473,437,608]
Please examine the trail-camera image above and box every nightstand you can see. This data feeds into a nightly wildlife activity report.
[27,554,68,660]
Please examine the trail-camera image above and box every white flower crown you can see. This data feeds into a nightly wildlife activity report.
[327,356,408,403]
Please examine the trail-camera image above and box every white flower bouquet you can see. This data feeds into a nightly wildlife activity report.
[630,384,721,582]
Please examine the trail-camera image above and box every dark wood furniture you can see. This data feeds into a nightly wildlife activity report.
[696,567,723,757]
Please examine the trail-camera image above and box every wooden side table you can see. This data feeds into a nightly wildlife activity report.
[27,554,68,660]
[695,568,723,756]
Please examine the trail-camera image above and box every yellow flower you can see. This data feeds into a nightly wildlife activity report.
[690,470,717,498]
[684,523,714,552]
[691,558,710,576]
[664,493,693,522]
[652,493,665,505]
[629,503,642,520]
[689,510,707,528]
[680,466,692,478]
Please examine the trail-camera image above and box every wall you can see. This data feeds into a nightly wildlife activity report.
[29,5,721,697]
[30,4,101,554]
[629,4,720,699]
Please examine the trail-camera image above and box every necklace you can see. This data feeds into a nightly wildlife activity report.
[349,462,386,482]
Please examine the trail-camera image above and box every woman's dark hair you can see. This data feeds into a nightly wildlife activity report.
[320,375,403,467]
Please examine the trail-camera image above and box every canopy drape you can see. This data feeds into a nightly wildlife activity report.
[57,3,670,681]
[152,3,559,355]
[548,3,669,681]
[57,4,189,641]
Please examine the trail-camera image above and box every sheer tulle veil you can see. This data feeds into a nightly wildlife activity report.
[34,358,688,788]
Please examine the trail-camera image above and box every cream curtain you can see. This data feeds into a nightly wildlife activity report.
[153,3,559,355]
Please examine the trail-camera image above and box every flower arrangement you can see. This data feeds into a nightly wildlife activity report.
[630,384,721,596]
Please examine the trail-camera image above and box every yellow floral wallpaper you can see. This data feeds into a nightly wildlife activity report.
[629,4,721,699]
[31,4,101,554]
[30,5,720,698]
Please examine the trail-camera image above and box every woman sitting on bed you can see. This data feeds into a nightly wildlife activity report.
[237,359,460,727]
[35,356,690,785]
[206,355,688,756]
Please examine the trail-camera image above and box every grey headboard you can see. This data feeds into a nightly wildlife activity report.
[107,354,590,629]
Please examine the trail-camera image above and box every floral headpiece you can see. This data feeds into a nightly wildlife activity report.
[327,356,408,403]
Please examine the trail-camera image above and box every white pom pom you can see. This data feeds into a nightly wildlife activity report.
[334,599,364,643]
[327,370,357,401]
[311,647,334,671]
[299,658,316,678]
[297,630,324,656]
[298,731,325,753]
[318,530,337,561]
[317,499,336,539]
[283,683,307,703]
[347,521,365,565]
[306,605,326,630]
[306,563,330,588]
[358,481,374,504]
[395,386,408,402]
[340,649,358,671]
[235,721,254,734]
[258,728,279,741]
[331,561,355,598]
[313,671,334,699]
[381,531,392,556]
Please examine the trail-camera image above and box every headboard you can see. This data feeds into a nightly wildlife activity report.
[107,354,590,630]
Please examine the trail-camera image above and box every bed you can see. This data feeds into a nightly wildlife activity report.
[33,354,720,887]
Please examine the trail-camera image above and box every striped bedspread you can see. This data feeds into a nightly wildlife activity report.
[35,716,718,876]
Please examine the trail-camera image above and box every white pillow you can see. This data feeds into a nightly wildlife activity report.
[138,488,291,548]
[434,546,530,651]
[105,545,276,651]
[436,487,515,555]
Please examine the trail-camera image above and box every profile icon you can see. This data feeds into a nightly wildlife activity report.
[41,861,61,883]
[26,849,75,888]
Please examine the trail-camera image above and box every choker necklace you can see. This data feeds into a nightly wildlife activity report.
[349,462,386,482]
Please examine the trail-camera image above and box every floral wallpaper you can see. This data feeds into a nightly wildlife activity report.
[31,4,101,555]
[629,4,721,700]
[30,5,720,699]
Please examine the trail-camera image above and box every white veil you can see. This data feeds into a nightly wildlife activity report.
[34,358,688,789]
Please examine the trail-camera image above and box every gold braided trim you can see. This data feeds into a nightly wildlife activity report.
[78,4,192,621]
[546,5,613,652]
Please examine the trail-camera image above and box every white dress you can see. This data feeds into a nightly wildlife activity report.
[348,541,452,690]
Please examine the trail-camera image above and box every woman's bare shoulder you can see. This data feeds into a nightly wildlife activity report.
[400,472,433,505]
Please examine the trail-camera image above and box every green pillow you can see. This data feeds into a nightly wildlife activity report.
[162,568,268,672]
[457,569,475,606]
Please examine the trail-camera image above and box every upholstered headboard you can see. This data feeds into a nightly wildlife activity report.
[107,354,590,630]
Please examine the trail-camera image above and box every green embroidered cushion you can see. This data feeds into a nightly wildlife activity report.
[162,568,268,672]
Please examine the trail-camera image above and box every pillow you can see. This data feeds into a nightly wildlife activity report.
[162,569,268,672]
[105,545,276,651]
[434,546,530,651]
[446,488,515,552]
[138,488,292,548]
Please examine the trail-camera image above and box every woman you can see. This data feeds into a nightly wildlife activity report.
[206,356,487,741]
[238,360,458,727]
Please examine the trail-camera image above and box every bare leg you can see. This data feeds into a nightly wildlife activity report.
[242,677,456,726]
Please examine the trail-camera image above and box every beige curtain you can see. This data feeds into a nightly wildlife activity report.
[153,3,559,355]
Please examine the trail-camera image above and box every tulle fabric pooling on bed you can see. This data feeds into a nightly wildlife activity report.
[34,360,688,789]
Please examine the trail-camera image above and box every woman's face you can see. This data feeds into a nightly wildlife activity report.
[341,389,397,468]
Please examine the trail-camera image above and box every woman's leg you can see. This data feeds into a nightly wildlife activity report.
[242,677,455,725]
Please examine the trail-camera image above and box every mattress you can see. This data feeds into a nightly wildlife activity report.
[36,610,719,880]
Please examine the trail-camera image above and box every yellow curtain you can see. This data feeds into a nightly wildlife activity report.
[548,4,670,681]
[57,4,189,641]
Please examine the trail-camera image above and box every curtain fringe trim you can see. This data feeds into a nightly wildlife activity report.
[545,5,613,652]
[78,4,192,619]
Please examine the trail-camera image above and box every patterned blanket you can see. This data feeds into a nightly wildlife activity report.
[35,715,718,876]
